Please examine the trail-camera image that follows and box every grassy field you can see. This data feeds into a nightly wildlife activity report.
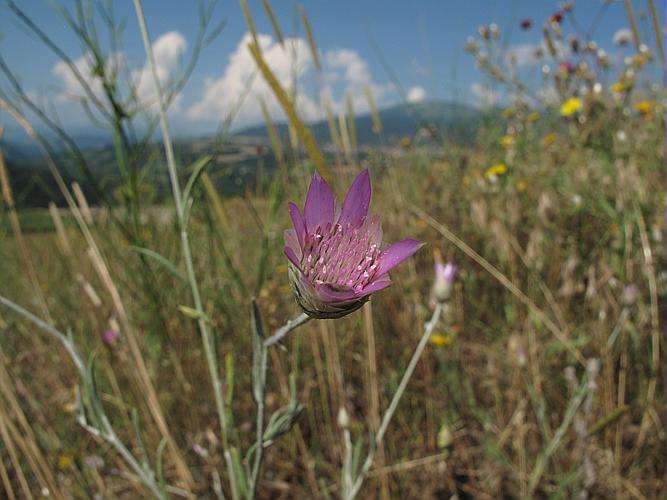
[0,1,666,499]
[2,115,665,498]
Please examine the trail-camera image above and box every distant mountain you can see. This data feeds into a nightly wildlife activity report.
[1,99,496,208]
[234,100,489,145]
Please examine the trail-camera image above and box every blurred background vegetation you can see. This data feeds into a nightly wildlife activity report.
[0,0,665,498]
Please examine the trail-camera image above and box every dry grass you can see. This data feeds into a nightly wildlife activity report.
[1,108,665,497]
[0,1,665,498]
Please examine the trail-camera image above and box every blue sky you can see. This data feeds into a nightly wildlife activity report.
[0,0,662,136]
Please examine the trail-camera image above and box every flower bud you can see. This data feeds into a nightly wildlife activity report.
[622,284,639,306]
[102,329,120,346]
[337,407,350,429]
[433,262,458,303]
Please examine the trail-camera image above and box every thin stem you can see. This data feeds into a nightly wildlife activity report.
[264,313,311,347]
[248,313,311,498]
[132,1,237,495]
[0,294,165,499]
[248,342,267,498]
[345,303,443,500]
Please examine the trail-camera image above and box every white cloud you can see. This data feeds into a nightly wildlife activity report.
[326,49,371,87]
[186,33,317,124]
[186,32,395,127]
[51,31,186,112]
[52,52,119,102]
[407,85,426,103]
[132,31,187,107]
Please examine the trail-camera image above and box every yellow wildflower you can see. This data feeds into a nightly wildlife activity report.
[609,81,627,94]
[527,111,540,123]
[632,53,649,67]
[57,453,73,471]
[542,133,557,146]
[484,163,508,178]
[560,97,582,116]
[634,101,654,116]
[502,107,515,119]
[430,333,453,347]
[63,401,77,414]
[516,180,528,192]
[501,135,515,149]
[400,136,412,148]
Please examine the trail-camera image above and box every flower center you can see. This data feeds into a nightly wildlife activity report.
[301,222,381,291]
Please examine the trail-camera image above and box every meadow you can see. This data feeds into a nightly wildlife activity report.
[0,1,666,498]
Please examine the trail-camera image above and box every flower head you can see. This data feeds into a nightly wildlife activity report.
[560,97,582,116]
[610,81,628,94]
[433,262,458,302]
[634,101,654,117]
[484,163,508,179]
[542,133,557,146]
[284,170,424,319]
[102,329,120,346]
[501,134,515,149]
[622,284,639,306]
[520,18,533,30]
[429,333,453,347]
[613,28,632,47]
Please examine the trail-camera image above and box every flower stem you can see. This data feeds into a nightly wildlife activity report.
[0,294,166,499]
[264,313,311,347]
[248,312,312,498]
[132,1,237,496]
[248,341,267,499]
[344,303,443,500]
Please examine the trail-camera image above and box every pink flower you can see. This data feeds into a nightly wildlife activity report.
[284,169,424,318]
[433,262,458,302]
[102,329,120,346]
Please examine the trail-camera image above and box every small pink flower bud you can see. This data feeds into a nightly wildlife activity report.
[433,262,458,303]
[622,285,639,306]
[102,329,120,346]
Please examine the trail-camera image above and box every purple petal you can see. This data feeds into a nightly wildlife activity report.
[288,202,306,247]
[284,229,302,259]
[284,246,301,270]
[338,169,371,228]
[363,214,383,246]
[304,173,335,234]
[375,239,425,277]
[361,274,392,295]
[315,283,359,305]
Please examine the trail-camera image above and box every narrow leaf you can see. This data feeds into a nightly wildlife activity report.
[129,245,186,282]
[261,0,284,47]
[182,154,213,209]
[156,438,168,489]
